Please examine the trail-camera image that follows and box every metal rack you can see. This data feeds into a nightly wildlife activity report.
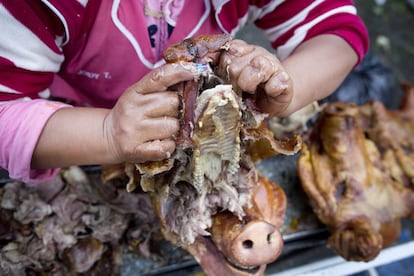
[268,238,414,276]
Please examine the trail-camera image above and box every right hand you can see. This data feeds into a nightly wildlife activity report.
[103,62,197,164]
[217,39,293,117]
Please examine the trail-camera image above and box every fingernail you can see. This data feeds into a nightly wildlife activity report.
[275,72,289,90]
[277,71,289,83]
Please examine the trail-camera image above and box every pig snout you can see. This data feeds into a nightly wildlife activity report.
[229,220,283,267]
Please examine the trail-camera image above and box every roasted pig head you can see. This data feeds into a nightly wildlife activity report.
[358,82,414,191]
[298,85,414,262]
[210,175,286,274]
[129,34,301,275]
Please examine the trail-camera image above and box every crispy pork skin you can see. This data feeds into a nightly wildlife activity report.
[298,84,414,261]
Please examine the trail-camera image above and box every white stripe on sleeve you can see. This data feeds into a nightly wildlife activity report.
[0,84,20,94]
[0,4,64,72]
[263,0,324,43]
[276,5,357,59]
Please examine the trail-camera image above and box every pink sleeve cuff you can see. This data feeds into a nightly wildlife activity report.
[0,99,71,184]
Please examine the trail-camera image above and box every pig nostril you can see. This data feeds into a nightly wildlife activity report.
[242,240,253,249]
[267,233,272,243]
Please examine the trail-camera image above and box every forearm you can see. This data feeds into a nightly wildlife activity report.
[280,34,358,116]
[31,107,114,169]
[31,62,199,171]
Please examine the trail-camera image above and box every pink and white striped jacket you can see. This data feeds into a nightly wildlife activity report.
[0,0,369,183]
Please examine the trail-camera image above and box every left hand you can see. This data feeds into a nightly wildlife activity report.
[217,39,293,117]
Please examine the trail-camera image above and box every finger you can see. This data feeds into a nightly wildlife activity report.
[227,39,253,56]
[137,92,180,118]
[257,72,293,116]
[236,56,275,93]
[135,139,176,162]
[135,62,198,94]
[217,41,254,80]
[264,71,291,98]
[138,117,180,142]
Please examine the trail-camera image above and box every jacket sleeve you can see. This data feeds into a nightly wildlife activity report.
[0,2,71,183]
[253,0,369,64]
[0,99,71,184]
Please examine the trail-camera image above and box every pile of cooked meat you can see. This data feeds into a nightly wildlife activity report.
[0,166,167,274]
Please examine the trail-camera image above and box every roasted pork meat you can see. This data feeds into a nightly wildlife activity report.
[0,166,159,275]
[125,34,301,275]
[298,83,414,261]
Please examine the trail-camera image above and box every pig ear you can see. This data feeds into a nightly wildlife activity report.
[247,174,287,227]
[244,125,302,162]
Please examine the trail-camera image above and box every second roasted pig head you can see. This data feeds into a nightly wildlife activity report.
[132,34,301,275]
[298,90,414,262]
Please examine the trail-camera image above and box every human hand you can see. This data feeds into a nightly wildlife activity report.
[217,39,293,117]
[103,63,197,164]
